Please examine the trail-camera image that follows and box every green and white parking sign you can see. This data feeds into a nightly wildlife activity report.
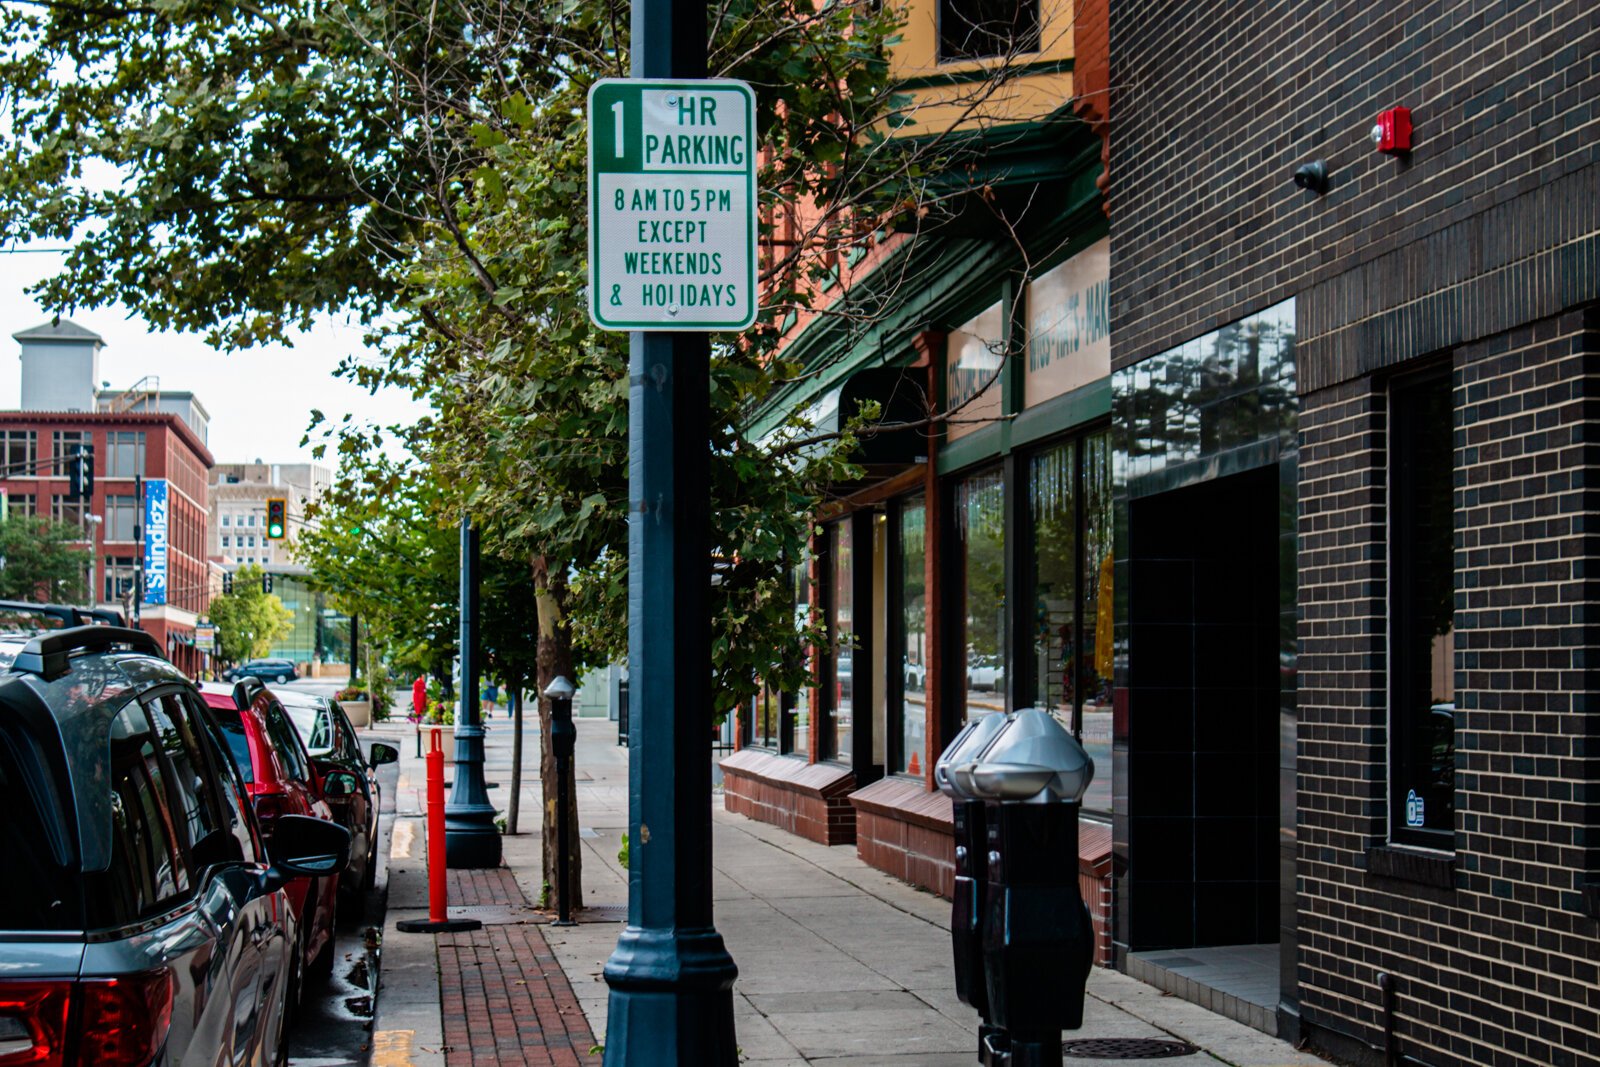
[587,79,758,331]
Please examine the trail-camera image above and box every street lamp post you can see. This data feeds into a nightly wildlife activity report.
[598,0,739,1060]
[444,516,501,867]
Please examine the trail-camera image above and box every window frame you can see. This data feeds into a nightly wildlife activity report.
[937,0,1042,63]
[1386,363,1457,850]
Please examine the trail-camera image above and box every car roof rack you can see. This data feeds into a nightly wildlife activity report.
[12,626,165,681]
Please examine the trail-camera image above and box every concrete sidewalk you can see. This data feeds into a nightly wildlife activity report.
[373,712,1330,1067]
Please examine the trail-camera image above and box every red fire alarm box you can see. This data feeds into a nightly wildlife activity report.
[1372,107,1413,154]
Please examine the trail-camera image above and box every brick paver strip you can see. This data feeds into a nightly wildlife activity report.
[436,868,596,1064]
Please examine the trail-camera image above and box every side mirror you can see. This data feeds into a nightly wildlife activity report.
[369,742,399,767]
[263,814,350,891]
[322,770,361,797]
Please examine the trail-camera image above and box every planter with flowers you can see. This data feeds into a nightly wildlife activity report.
[335,686,372,728]
[419,700,456,753]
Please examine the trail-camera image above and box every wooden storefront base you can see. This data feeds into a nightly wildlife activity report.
[720,748,857,845]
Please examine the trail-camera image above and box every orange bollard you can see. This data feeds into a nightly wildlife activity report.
[426,736,448,923]
[396,729,482,933]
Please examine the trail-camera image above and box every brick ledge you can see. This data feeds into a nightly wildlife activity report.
[720,747,855,798]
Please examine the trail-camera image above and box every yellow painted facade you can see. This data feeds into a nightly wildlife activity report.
[886,0,1077,132]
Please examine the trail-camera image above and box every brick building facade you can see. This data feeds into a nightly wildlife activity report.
[1110,1,1600,1062]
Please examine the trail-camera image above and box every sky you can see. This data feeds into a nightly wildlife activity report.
[1,249,431,470]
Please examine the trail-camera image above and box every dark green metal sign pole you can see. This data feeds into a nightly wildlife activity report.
[446,516,502,867]
[599,0,739,1058]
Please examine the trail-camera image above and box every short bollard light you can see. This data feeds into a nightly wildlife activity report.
[544,675,578,926]
[955,709,1096,1067]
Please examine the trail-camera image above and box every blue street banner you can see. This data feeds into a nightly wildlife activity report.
[144,479,169,606]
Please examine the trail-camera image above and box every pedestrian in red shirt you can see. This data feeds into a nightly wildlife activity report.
[412,675,427,722]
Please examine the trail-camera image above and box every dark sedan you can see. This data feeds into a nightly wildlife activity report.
[275,687,397,913]
[228,658,299,684]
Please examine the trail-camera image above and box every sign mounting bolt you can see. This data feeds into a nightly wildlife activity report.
[667,304,680,315]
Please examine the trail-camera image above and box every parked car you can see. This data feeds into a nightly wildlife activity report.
[199,678,343,997]
[0,625,348,1067]
[228,658,299,683]
[967,655,1004,692]
[274,687,397,913]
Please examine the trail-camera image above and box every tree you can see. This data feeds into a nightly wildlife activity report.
[9,0,1078,920]
[0,515,90,602]
[209,564,295,661]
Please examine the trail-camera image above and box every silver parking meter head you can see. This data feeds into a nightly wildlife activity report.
[935,711,1011,798]
[543,675,576,700]
[965,707,1094,803]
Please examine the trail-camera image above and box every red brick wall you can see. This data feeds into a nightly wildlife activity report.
[851,778,1115,964]
[721,749,856,845]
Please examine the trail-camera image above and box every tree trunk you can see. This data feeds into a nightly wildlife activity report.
[507,673,524,834]
[532,555,582,912]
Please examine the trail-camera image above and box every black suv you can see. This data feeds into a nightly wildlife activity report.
[0,627,349,1066]
[228,658,299,684]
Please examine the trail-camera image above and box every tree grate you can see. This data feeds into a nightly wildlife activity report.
[1062,1037,1200,1059]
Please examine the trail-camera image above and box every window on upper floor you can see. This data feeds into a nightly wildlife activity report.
[106,431,145,478]
[1,430,37,472]
[938,0,1040,61]
[221,514,231,527]
[106,494,137,542]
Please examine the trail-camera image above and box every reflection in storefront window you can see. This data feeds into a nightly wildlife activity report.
[1079,433,1114,813]
[829,521,853,762]
[900,498,927,775]
[1032,441,1077,718]
[792,559,811,756]
[956,469,1006,720]
[1028,433,1114,812]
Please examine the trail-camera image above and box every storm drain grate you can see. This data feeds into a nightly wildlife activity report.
[1063,1037,1200,1059]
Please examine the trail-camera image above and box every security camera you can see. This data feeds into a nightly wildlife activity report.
[1292,160,1329,195]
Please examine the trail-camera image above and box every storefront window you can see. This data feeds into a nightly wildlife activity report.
[1031,442,1077,717]
[1079,433,1114,812]
[956,469,1006,720]
[828,521,853,762]
[899,498,927,774]
[792,559,812,756]
[753,683,780,749]
[1027,433,1114,812]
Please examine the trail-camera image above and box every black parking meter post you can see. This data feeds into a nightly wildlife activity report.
[952,799,1005,1065]
[982,800,1094,1067]
[546,675,578,927]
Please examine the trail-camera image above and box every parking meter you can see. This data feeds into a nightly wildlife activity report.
[935,711,1012,1059]
[545,676,578,924]
[958,709,1095,1067]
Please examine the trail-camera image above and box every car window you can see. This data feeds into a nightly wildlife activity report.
[283,702,335,756]
[209,706,255,784]
[0,732,81,930]
[143,691,240,873]
[93,700,190,925]
[257,695,311,783]
[183,691,261,864]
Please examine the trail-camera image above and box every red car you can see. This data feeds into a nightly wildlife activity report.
[200,679,341,1004]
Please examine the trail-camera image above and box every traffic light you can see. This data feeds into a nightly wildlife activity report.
[265,498,287,539]
[222,571,234,595]
[67,445,94,502]
[262,574,273,595]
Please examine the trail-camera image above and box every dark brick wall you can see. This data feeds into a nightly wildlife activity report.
[1112,1,1600,1061]
[1109,0,1600,383]
[1297,309,1600,1066]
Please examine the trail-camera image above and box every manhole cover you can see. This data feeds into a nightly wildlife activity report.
[1063,1037,1199,1059]
[581,904,628,922]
